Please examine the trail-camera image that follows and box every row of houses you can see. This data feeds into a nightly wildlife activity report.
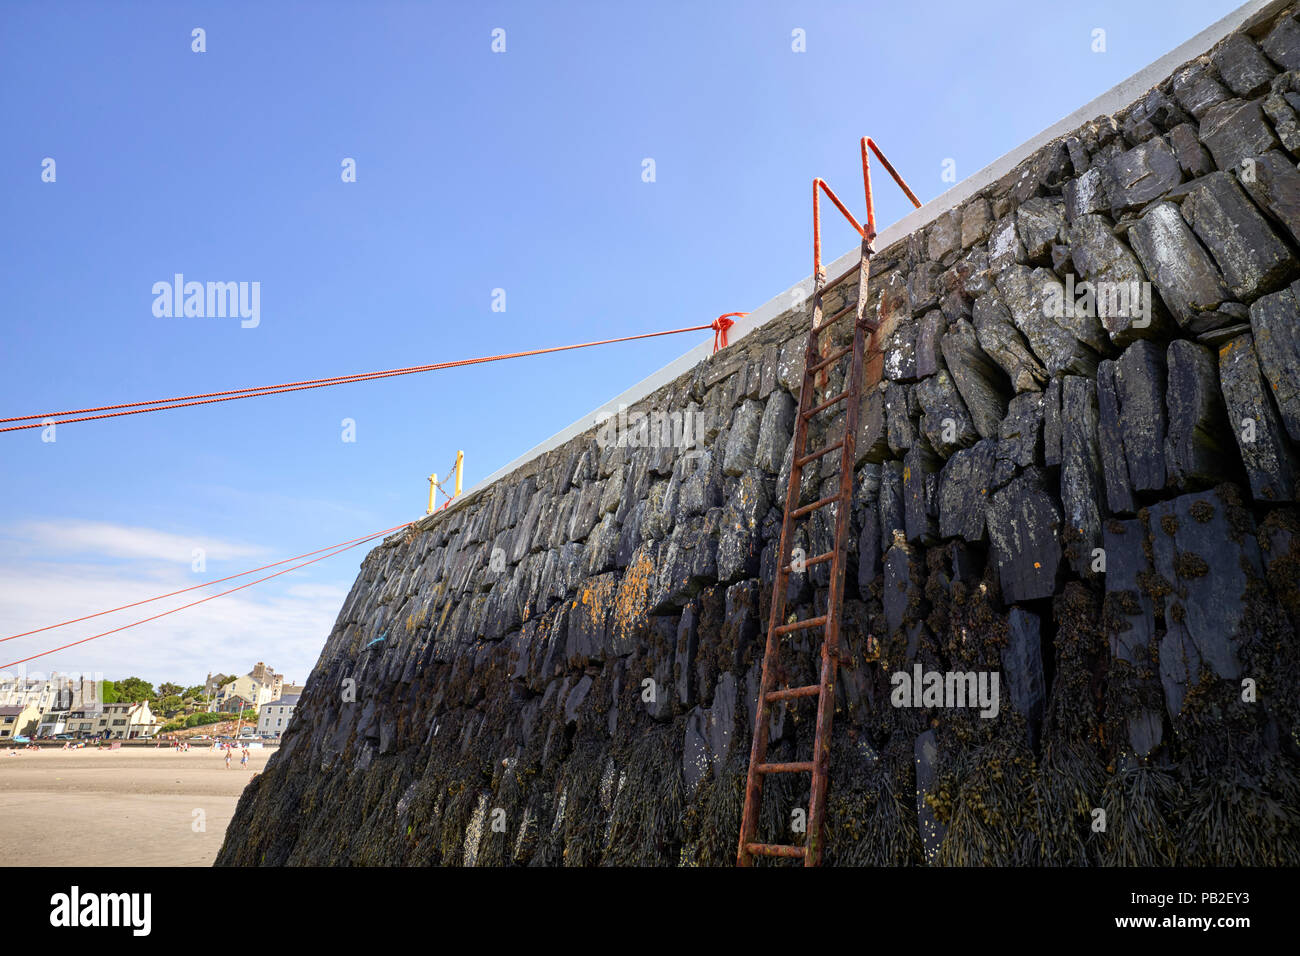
[0,663,303,741]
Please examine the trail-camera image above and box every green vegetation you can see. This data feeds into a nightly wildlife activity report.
[158,711,250,734]
[115,676,155,702]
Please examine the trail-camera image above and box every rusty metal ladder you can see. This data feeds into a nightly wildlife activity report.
[737,137,921,867]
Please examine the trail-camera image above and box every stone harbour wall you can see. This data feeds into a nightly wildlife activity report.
[218,5,1300,866]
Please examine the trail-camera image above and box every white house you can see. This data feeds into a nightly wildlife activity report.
[257,694,299,736]
[36,712,68,737]
[91,701,161,739]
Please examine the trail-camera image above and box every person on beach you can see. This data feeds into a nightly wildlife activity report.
[224,749,232,769]
[240,748,249,769]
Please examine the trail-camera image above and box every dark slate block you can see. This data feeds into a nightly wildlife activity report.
[972,291,1048,393]
[996,264,1100,377]
[883,323,918,381]
[1060,376,1105,576]
[1043,377,1063,467]
[1263,81,1300,156]
[1103,518,1155,663]
[717,473,768,583]
[1182,171,1299,303]
[1001,607,1046,748]
[987,467,1062,603]
[1016,196,1066,262]
[1167,122,1214,177]
[1163,339,1236,490]
[1128,201,1230,333]
[915,367,979,457]
[858,504,881,587]
[903,442,941,545]
[1147,489,1263,717]
[1211,33,1277,97]
[676,604,698,706]
[914,730,946,864]
[883,539,922,637]
[928,208,962,263]
[1115,339,1168,492]
[937,438,996,542]
[1172,61,1231,119]
[682,709,710,793]
[1064,167,1108,224]
[1199,97,1282,172]
[1105,137,1182,214]
[878,460,905,556]
[997,390,1045,469]
[884,382,916,456]
[1067,213,1159,347]
[756,389,796,474]
[1096,360,1137,514]
[1218,332,1299,501]
[987,215,1026,272]
[1261,15,1300,71]
[1248,281,1300,440]
[915,310,945,379]
[940,319,1010,439]
[1240,148,1300,246]
[855,386,889,465]
[1121,89,1192,142]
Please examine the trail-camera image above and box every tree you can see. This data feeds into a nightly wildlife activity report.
[158,695,184,716]
[181,686,204,701]
[116,677,154,702]
[101,681,120,704]
[157,682,182,698]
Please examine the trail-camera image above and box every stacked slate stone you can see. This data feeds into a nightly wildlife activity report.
[217,7,1300,869]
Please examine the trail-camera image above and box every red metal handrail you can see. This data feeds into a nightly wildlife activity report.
[861,136,923,239]
[812,178,865,279]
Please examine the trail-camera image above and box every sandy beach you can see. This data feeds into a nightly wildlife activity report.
[0,746,272,866]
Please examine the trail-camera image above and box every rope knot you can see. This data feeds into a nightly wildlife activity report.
[711,312,746,353]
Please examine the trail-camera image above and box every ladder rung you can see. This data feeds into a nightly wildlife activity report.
[795,441,843,467]
[756,761,816,774]
[815,303,855,333]
[745,842,807,859]
[775,615,827,635]
[766,684,822,703]
[821,263,859,295]
[809,345,853,374]
[802,390,850,418]
[791,494,840,519]
[782,550,834,573]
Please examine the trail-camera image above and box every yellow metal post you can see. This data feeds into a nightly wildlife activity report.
[454,451,464,498]
[427,474,437,515]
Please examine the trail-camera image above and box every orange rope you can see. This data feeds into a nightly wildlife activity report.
[2,319,743,433]
[0,522,411,669]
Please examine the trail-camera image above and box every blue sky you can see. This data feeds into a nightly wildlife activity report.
[0,0,1242,687]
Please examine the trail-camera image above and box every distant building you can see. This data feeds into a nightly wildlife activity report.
[90,701,161,739]
[65,710,98,738]
[257,694,300,736]
[0,702,42,740]
[36,712,68,737]
[206,662,285,713]
[222,694,256,715]
[0,673,101,714]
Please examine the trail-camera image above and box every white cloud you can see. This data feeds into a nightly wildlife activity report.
[0,519,364,687]
[3,519,269,564]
